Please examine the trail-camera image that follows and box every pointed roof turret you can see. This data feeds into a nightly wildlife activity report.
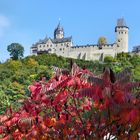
[117,18,127,26]
[115,18,129,32]
[54,20,64,39]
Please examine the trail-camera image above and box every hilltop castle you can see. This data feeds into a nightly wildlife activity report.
[30,18,129,61]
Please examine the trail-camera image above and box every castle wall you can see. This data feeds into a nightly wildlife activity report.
[54,41,72,57]
[31,19,129,61]
[69,44,117,61]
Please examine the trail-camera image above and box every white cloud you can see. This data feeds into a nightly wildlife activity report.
[0,14,10,38]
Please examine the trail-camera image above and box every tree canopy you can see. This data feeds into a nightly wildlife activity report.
[98,37,107,45]
[104,56,115,63]
[7,43,24,60]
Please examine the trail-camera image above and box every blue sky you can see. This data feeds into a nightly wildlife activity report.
[0,0,140,61]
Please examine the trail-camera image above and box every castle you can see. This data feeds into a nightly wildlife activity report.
[30,18,129,61]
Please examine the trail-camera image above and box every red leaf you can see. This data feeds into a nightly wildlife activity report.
[114,90,125,104]
[79,85,102,102]
[0,125,7,134]
[128,108,139,123]
[53,91,68,105]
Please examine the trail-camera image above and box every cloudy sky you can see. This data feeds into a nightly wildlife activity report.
[0,0,140,61]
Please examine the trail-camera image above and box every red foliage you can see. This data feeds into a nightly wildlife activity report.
[0,63,140,139]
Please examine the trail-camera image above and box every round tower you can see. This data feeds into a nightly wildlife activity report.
[115,18,129,53]
[54,22,64,39]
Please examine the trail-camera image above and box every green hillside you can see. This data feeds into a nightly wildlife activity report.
[0,53,140,114]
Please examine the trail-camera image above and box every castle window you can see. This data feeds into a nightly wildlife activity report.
[43,45,45,47]
[63,48,65,50]
[50,44,52,47]
[32,50,37,53]
[121,32,123,34]
[40,45,41,47]
[47,44,49,47]
[61,43,63,46]
[56,44,57,47]
[60,48,62,51]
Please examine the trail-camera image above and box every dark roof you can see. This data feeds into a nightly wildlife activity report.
[54,22,64,35]
[31,36,72,48]
[38,36,72,44]
[38,37,49,44]
[115,18,129,32]
[117,18,127,27]
[51,36,72,43]
[132,45,140,52]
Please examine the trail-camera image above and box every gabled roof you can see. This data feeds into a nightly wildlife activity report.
[38,36,49,44]
[31,36,72,48]
[51,36,72,43]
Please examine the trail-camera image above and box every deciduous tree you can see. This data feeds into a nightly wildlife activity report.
[98,36,107,45]
[7,43,24,60]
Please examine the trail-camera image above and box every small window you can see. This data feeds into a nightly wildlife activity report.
[33,50,37,53]
[60,48,62,51]
[121,32,123,34]
[63,48,65,50]
[43,45,45,47]
[50,44,52,47]
[40,45,41,47]
[47,44,49,47]
[61,43,63,46]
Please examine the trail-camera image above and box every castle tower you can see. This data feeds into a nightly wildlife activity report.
[115,18,129,52]
[54,22,64,39]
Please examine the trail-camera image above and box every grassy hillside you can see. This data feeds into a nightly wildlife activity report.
[0,53,140,114]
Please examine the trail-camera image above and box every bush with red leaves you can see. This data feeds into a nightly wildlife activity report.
[0,63,140,140]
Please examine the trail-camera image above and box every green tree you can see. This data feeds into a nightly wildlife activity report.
[104,56,114,63]
[129,54,140,67]
[7,60,23,71]
[116,52,131,61]
[7,43,24,60]
[98,37,107,45]
[133,64,140,81]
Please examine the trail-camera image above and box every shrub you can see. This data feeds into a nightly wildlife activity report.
[0,63,140,139]
[104,56,114,63]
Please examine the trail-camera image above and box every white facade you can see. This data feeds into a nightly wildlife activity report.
[115,18,129,53]
[31,18,129,61]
